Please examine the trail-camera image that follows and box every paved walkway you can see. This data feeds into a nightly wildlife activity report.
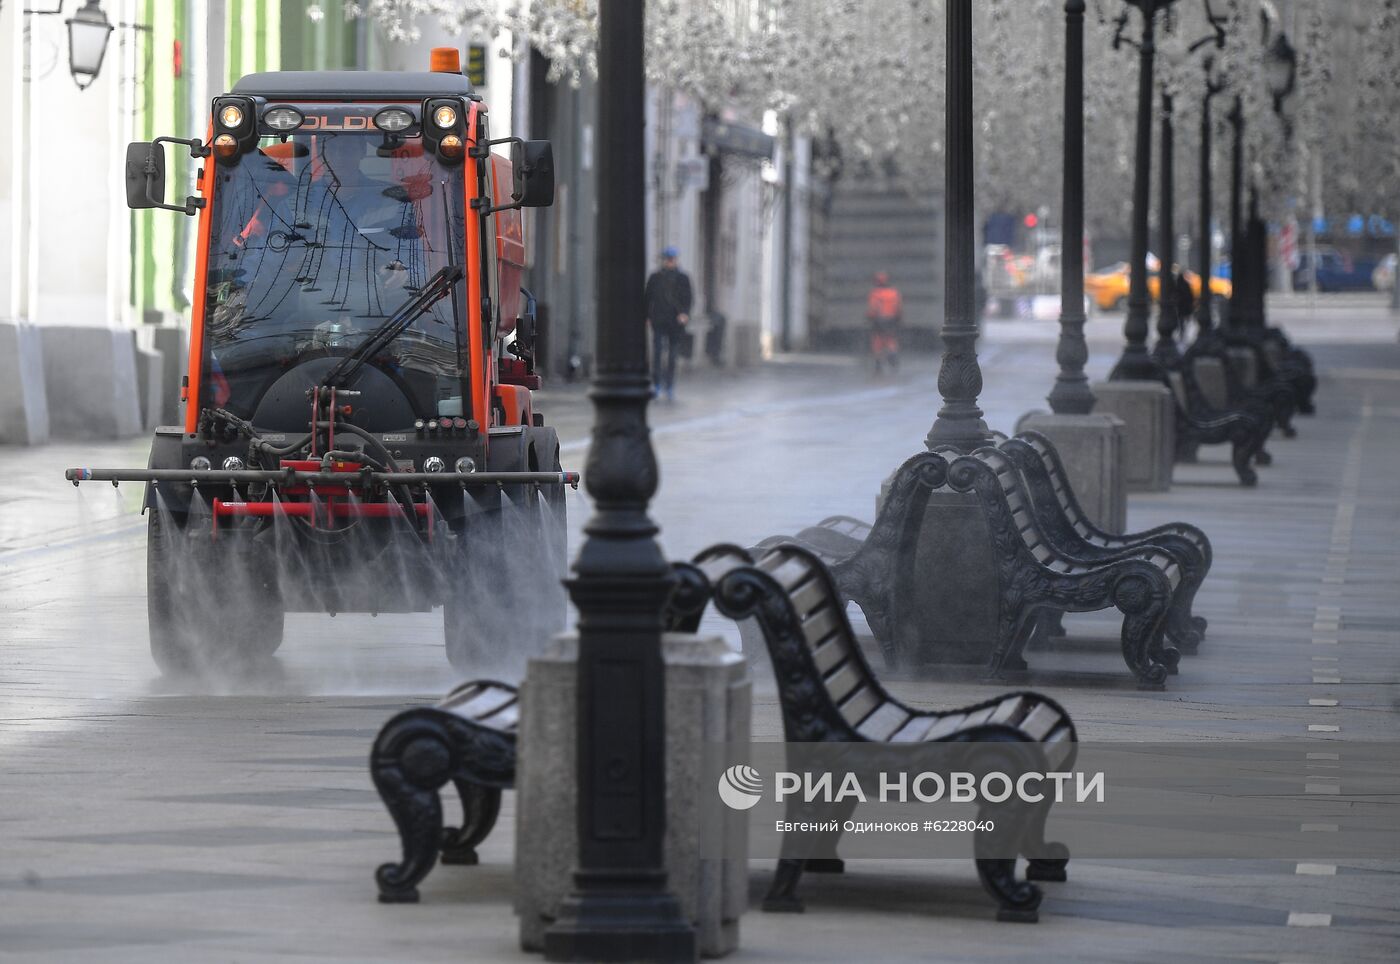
[1,299,1397,961]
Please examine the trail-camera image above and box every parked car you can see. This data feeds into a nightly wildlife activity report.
[1372,253,1397,292]
[1084,256,1233,312]
[1292,248,1378,292]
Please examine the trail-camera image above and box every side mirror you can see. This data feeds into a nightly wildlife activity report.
[124,142,163,210]
[125,137,209,216]
[510,140,555,208]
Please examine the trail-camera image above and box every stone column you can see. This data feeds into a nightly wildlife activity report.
[518,634,750,958]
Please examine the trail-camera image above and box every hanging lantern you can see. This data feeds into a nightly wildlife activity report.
[66,0,114,91]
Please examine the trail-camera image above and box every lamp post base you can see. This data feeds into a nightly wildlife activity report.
[544,886,698,963]
[1107,344,1161,382]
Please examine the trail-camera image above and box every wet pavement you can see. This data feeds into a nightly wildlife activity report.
[2,299,1398,961]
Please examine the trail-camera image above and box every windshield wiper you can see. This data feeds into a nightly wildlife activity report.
[319,264,463,390]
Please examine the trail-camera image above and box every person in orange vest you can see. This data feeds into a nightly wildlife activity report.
[866,271,902,374]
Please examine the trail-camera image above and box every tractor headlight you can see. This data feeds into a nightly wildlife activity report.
[438,134,464,160]
[262,106,304,132]
[212,133,238,159]
[454,457,476,474]
[423,456,446,473]
[189,456,212,471]
[219,104,245,129]
[374,107,414,133]
[433,105,458,129]
[222,456,245,471]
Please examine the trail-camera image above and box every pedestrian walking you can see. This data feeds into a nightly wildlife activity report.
[645,246,693,401]
[866,270,902,374]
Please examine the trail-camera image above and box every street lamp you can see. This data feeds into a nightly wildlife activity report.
[925,0,990,451]
[66,0,114,91]
[541,0,697,960]
[1192,54,1227,344]
[1264,31,1297,120]
[1107,0,1181,382]
[1047,0,1095,415]
[1151,90,1182,366]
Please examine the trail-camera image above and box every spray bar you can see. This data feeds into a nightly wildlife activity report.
[65,467,581,488]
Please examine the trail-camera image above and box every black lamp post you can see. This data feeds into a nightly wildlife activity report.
[542,0,697,960]
[926,0,990,452]
[1226,95,1248,328]
[1152,90,1182,365]
[1048,0,1096,415]
[1108,0,1181,382]
[65,0,114,90]
[1193,56,1226,342]
[1227,18,1297,336]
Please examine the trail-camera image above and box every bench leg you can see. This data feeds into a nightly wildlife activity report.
[371,712,456,903]
[763,858,808,913]
[1024,795,1071,883]
[974,859,1041,923]
[1230,422,1268,486]
[440,780,502,866]
[1112,575,1174,690]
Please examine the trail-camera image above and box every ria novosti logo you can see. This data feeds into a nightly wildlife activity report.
[717,764,764,810]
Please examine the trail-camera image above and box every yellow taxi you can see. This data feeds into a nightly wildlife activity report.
[1085,256,1233,312]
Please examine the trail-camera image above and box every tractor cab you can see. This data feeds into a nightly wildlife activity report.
[128,51,553,449]
[71,50,573,676]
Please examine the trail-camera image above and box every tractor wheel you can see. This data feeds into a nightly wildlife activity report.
[147,512,283,676]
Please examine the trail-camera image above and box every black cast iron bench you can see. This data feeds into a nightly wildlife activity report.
[367,542,792,906]
[1187,337,1298,438]
[831,449,1182,687]
[681,541,1076,923]
[1223,326,1317,415]
[1158,355,1273,486]
[371,679,518,903]
[1000,431,1212,654]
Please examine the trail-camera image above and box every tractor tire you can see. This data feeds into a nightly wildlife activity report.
[147,512,283,676]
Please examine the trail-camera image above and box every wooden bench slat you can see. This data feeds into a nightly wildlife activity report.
[959,705,997,730]
[920,712,975,742]
[1019,703,1062,741]
[454,687,517,721]
[855,702,909,741]
[987,695,1029,727]
[839,686,882,728]
[822,660,863,704]
[811,634,854,675]
[696,552,748,582]
[789,576,829,617]
[801,604,842,647]
[762,554,813,590]
[889,714,941,742]
[441,680,486,707]
[480,703,520,732]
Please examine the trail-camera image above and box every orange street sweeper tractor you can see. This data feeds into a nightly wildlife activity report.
[66,48,576,675]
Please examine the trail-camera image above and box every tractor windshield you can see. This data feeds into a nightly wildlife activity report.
[201,129,467,425]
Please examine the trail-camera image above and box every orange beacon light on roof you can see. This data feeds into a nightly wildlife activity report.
[430,47,461,74]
